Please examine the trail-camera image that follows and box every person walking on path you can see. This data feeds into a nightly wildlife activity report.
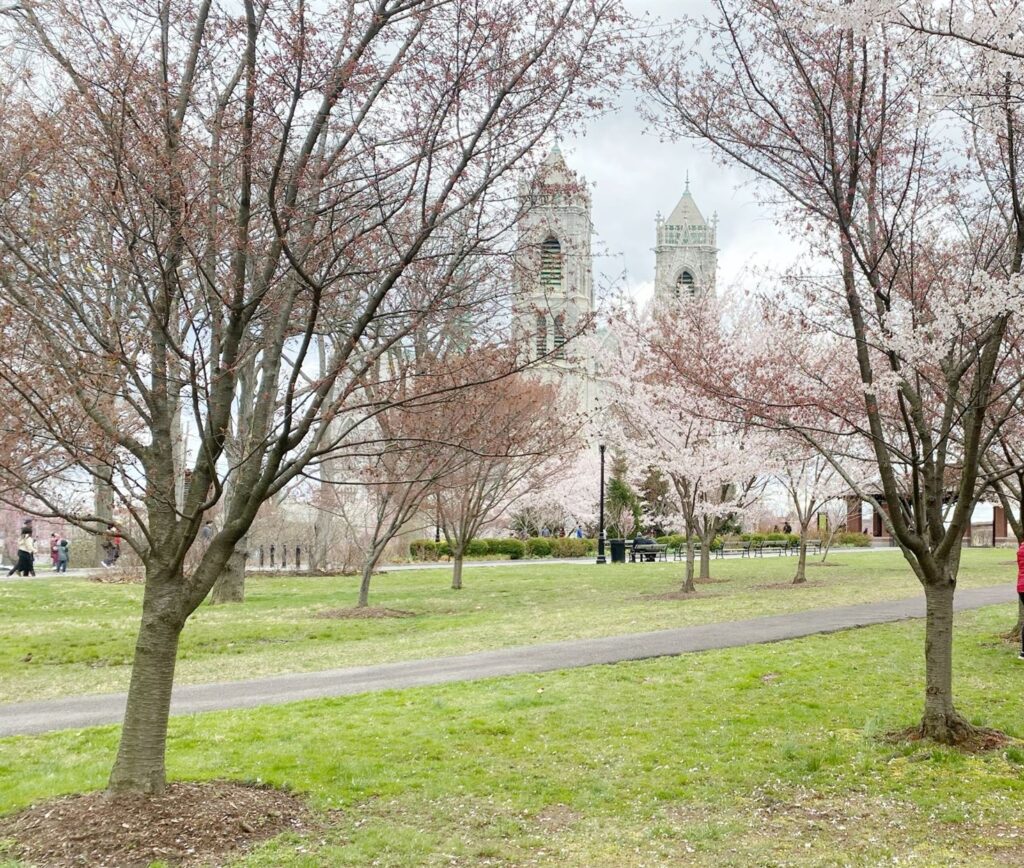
[56,539,70,573]
[49,533,59,569]
[101,525,121,568]
[1017,539,1024,660]
[6,527,36,577]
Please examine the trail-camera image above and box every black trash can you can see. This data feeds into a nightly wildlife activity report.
[610,538,626,563]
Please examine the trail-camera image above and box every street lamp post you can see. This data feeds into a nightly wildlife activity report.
[597,443,607,564]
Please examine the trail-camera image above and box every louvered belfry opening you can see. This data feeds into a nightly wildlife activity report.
[540,236,562,289]
[553,314,566,360]
[675,270,695,299]
[535,311,548,359]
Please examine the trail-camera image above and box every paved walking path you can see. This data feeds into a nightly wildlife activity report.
[1,583,1013,738]
[2,547,901,582]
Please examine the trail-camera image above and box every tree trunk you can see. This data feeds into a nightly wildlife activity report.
[311,509,331,573]
[452,552,464,590]
[681,540,696,593]
[699,537,711,580]
[108,578,183,794]
[920,579,974,743]
[793,526,808,584]
[211,535,246,604]
[94,468,114,567]
[356,543,390,608]
[1010,596,1024,644]
[358,562,373,608]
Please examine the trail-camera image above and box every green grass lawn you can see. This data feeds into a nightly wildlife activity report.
[0,548,1016,703]
[2,604,1024,866]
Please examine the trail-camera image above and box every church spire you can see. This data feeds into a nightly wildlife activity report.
[654,179,718,306]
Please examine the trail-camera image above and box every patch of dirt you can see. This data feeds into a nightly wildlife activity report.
[809,562,844,568]
[533,804,582,833]
[316,606,416,619]
[753,580,827,590]
[881,724,1014,753]
[642,590,704,601]
[87,569,144,584]
[0,780,308,867]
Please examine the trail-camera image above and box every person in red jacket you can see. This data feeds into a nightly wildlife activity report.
[1017,540,1024,660]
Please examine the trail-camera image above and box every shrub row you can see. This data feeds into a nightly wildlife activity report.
[409,536,597,561]
[410,530,873,561]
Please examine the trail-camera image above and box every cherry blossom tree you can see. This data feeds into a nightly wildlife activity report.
[637,0,1024,743]
[774,445,851,584]
[0,0,625,794]
[530,447,601,535]
[819,496,855,563]
[602,304,770,591]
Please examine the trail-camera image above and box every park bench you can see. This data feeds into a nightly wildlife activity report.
[631,543,668,562]
[672,542,701,561]
[714,540,752,558]
[753,540,791,557]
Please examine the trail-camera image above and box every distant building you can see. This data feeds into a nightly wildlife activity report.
[512,145,599,412]
[653,176,719,306]
[513,148,718,414]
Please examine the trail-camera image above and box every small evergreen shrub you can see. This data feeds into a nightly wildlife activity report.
[465,538,489,557]
[550,537,589,558]
[837,531,871,547]
[481,538,525,559]
[503,539,526,559]
[409,539,438,560]
[526,537,553,557]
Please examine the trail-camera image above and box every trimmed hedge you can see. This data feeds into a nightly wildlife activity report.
[409,539,439,560]
[550,537,589,558]
[485,538,526,559]
[837,531,872,547]
[465,538,489,557]
[526,537,553,557]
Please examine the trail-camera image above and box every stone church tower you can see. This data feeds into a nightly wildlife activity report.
[654,180,718,305]
[514,145,594,365]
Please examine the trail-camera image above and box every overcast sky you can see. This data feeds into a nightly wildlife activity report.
[562,0,803,305]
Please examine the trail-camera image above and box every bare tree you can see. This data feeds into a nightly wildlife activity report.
[436,373,578,590]
[0,0,624,793]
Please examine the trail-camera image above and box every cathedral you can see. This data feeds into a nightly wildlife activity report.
[513,146,718,410]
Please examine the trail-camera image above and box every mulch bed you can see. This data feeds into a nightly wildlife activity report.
[316,606,415,620]
[754,581,827,590]
[881,725,1014,754]
[0,780,307,867]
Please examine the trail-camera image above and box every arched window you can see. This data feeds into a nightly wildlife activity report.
[675,270,696,299]
[553,314,566,360]
[540,236,562,289]
[535,312,548,359]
